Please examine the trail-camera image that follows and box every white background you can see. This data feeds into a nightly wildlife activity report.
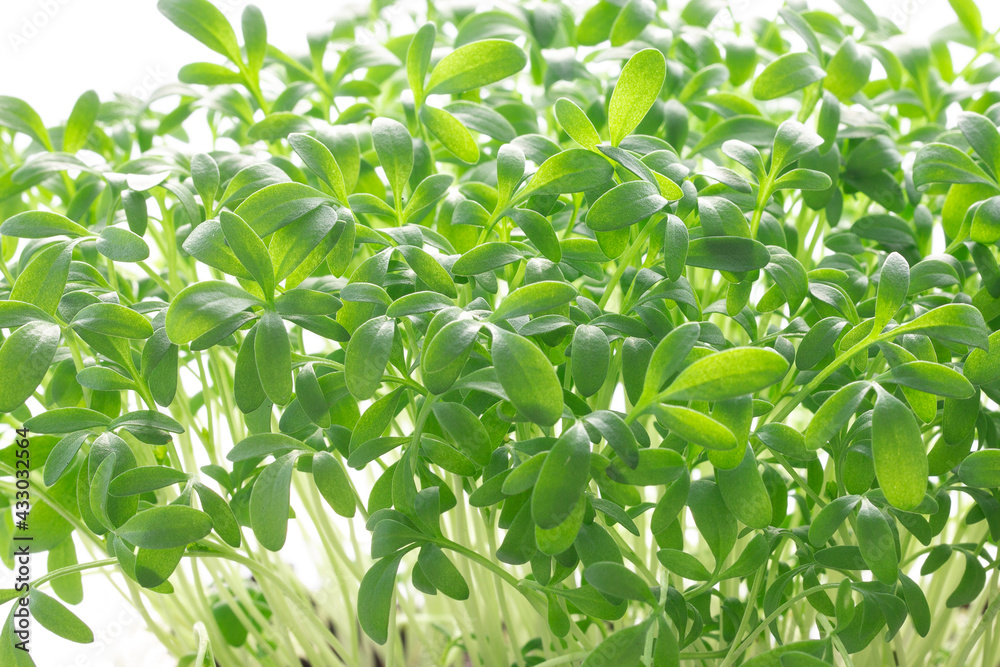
[3,0,999,124]
[1,0,998,665]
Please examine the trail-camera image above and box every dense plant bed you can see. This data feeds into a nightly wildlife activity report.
[3,0,1000,665]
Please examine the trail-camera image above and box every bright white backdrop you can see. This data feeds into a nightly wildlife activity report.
[1,0,998,665]
[3,0,1000,123]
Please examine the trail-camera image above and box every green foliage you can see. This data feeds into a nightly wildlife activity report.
[3,1,1000,666]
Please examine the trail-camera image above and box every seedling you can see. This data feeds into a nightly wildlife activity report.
[1,0,1000,665]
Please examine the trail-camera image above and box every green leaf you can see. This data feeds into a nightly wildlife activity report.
[30,589,93,644]
[643,322,700,399]
[663,214,689,281]
[227,432,312,462]
[491,329,564,426]
[385,291,453,319]
[531,423,591,529]
[607,447,684,485]
[490,280,577,322]
[87,434,139,531]
[586,181,667,232]
[191,153,219,214]
[43,431,90,486]
[958,450,1000,488]
[555,98,601,151]
[913,143,997,190]
[656,548,712,580]
[0,321,60,413]
[420,106,479,164]
[179,62,243,85]
[109,466,190,496]
[806,381,871,449]
[872,386,928,511]
[720,533,770,580]
[47,538,83,605]
[358,553,403,644]
[157,0,242,63]
[72,303,153,339]
[584,562,655,604]
[520,149,615,198]
[407,23,436,102]
[432,402,492,466]
[10,241,72,315]
[771,120,824,174]
[371,519,424,558]
[0,301,56,329]
[771,168,832,191]
[610,0,656,46]
[109,410,184,434]
[753,423,815,462]
[958,112,1000,181]
[275,289,342,317]
[165,281,264,345]
[584,410,640,469]
[899,574,930,637]
[255,310,292,406]
[508,208,561,262]
[242,5,267,73]
[832,0,880,30]
[193,482,242,547]
[295,364,330,427]
[97,226,150,262]
[874,252,909,331]
[312,451,356,518]
[395,244,457,297]
[371,118,414,205]
[608,48,666,146]
[0,95,51,149]
[452,242,522,276]
[663,347,789,402]
[876,361,975,399]
[752,52,825,101]
[888,304,989,350]
[947,553,987,608]
[678,63,729,104]
[686,237,770,272]
[856,499,898,584]
[417,544,469,600]
[688,480,737,564]
[0,211,89,238]
[571,325,611,398]
[971,196,1000,244]
[250,451,299,551]
[650,472,689,534]
[345,316,395,400]
[949,0,983,39]
[220,211,274,296]
[824,37,872,101]
[654,405,737,451]
[288,133,348,203]
[24,407,111,433]
[808,495,861,546]
[90,454,117,532]
[425,39,527,95]
[723,140,766,180]
[116,505,213,549]
[716,446,772,529]
[536,494,586,555]
[234,326,266,414]
[964,330,1000,385]
[779,653,834,667]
